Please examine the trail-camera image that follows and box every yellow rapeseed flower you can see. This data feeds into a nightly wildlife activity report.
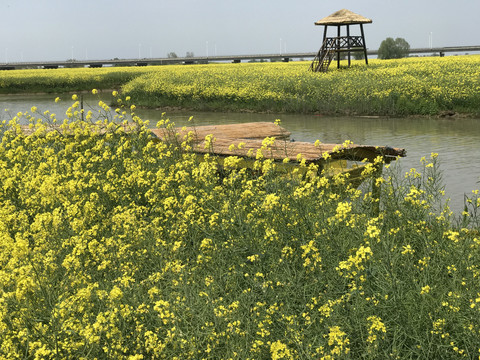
[421,285,431,295]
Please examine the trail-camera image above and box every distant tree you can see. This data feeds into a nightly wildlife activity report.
[167,52,178,58]
[378,37,410,59]
[353,51,365,60]
[186,51,194,58]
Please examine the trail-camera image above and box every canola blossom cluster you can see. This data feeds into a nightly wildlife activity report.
[1,95,480,359]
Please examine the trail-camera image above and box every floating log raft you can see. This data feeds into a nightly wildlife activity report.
[15,121,406,180]
[152,122,406,164]
[10,120,405,213]
[152,122,406,188]
[192,137,405,164]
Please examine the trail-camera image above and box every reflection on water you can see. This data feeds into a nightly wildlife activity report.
[2,93,480,213]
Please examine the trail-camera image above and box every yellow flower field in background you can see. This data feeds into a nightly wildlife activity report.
[121,55,480,115]
[1,55,480,116]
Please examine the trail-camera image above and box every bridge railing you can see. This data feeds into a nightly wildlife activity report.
[1,46,480,70]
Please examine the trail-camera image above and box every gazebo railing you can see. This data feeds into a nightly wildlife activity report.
[310,35,367,72]
[326,36,365,50]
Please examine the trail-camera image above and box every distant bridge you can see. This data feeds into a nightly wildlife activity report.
[1,46,479,70]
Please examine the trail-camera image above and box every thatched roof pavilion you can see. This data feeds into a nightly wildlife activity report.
[315,9,372,26]
[310,9,372,72]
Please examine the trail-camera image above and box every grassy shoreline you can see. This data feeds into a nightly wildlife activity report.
[1,56,480,117]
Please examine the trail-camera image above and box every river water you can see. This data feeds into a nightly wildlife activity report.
[2,93,480,213]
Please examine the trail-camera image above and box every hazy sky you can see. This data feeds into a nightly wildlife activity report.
[1,0,479,62]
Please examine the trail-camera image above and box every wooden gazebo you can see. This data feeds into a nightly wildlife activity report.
[310,9,372,72]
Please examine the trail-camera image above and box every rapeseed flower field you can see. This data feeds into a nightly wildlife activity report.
[1,93,480,358]
[122,56,480,116]
[1,55,480,116]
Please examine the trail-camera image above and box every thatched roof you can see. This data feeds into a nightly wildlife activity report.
[315,9,372,26]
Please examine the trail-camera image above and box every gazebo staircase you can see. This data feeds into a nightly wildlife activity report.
[310,38,336,72]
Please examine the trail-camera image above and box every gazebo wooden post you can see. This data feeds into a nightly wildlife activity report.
[337,25,341,69]
[360,24,368,65]
[347,24,351,67]
[323,25,328,46]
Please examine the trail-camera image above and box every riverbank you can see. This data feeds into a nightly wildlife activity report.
[1,55,480,117]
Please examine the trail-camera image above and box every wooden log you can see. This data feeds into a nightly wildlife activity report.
[151,122,291,142]
[16,121,405,166]
[194,137,406,164]
[17,122,290,141]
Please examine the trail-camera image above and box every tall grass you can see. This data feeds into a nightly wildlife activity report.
[0,94,479,358]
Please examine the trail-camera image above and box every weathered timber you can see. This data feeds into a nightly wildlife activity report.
[17,122,290,141]
[16,122,404,165]
[151,122,291,142]
[193,137,405,164]
[10,120,406,193]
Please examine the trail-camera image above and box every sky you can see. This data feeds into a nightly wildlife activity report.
[1,0,479,62]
